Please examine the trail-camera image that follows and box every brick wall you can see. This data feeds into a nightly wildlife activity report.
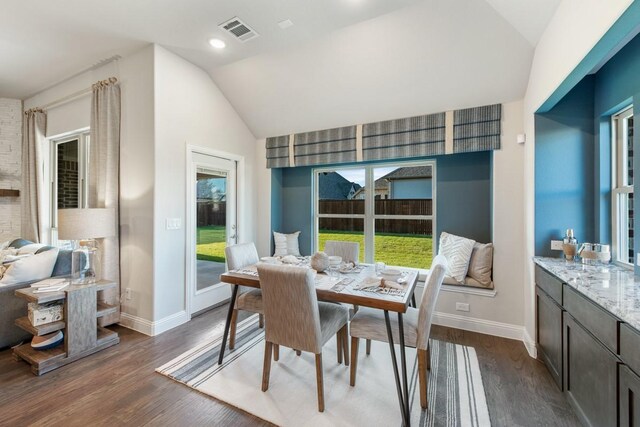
[0,98,22,242]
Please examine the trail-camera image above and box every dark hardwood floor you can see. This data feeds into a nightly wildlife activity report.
[0,305,579,426]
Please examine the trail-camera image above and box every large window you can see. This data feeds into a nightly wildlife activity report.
[612,106,634,265]
[49,131,90,245]
[314,161,435,269]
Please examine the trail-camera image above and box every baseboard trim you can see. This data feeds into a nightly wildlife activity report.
[119,310,190,337]
[432,311,524,342]
[523,329,537,359]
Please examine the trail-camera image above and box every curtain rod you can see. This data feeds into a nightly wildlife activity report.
[38,76,118,111]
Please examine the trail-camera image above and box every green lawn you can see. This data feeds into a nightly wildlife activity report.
[197,226,433,268]
[197,225,226,262]
[318,230,433,269]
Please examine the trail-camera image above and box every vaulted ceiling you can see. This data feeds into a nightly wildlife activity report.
[0,0,560,137]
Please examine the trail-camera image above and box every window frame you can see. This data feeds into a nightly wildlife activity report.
[47,129,90,246]
[611,106,634,267]
[312,159,436,266]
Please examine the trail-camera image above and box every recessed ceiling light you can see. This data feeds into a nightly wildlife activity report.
[208,38,226,49]
[278,19,294,29]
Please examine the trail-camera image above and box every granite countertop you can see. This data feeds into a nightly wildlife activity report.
[533,256,640,331]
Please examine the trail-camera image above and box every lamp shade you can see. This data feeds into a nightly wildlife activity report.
[58,208,116,240]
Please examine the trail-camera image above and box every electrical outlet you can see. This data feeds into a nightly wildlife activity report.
[550,240,563,250]
[166,218,182,230]
[125,288,132,300]
[455,302,470,312]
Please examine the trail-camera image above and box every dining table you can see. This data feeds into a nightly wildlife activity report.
[219,261,420,427]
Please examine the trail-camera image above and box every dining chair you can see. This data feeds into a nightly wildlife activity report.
[324,240,360,264]
[225,243,280,357]
[348,254,448,409]
[257,264,349,412]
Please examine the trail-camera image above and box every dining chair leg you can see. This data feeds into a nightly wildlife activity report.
[259,313,264,329]
[427,342,431,371]
[341,326,349,366]
[366,339,371,356]
[262,341,273,392]
[417,348,429,409]
[229,309,238,350]
[350,337,359,386]
[273,344,280,362]
[315,353,325,412]
[337,331,343,364]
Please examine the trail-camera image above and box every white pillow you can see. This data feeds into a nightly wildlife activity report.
[273,231,301,257]
[0,240,10,250]
[17,243,47,255]
[0,248,59,286]
[438,232,476,283]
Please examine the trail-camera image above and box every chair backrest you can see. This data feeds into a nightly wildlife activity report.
[257,264,323,353]
[225,243,259,270]
[416,254,448,350]
[324,240,359,264]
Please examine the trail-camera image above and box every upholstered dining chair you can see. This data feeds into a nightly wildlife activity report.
[257,264,349,412]
[324,240,360,264]
[225,243,281,358]
[349,254,448,409]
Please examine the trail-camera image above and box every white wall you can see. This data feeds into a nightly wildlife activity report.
[522,0,633,356]
[24,45,157,323]
[152,45,258,321]
[0,98,22,241]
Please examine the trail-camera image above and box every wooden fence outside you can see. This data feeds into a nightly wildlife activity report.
[197,201,226,227]
[319,199,432,235]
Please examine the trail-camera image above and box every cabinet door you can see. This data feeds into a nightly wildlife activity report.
[564,312,618,427]
[536,286,563,388]
[620,365,640,427]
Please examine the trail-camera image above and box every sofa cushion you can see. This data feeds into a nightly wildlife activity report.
[17,243,48,254]
[9,238,35,249]
[438,232,475,283]
[0,248,59,286]
[273,231,301,257]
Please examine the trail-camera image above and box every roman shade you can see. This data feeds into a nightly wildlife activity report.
[294,125,357,167]
[362,113,445,161]
[266,135,290,168]
[453,104,501,153]
[264,103,501,168]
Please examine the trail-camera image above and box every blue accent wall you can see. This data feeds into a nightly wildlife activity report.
[271,151,492,256]
[535,77,595,257]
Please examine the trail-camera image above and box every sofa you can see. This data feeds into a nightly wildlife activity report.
[0,239,73,349]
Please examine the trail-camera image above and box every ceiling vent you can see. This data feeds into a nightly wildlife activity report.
[219,17,259,42]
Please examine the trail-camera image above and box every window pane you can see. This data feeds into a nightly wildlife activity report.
[617,192,633,264]
[374,219,433,269]
[318,217,365,261]
[318,169,365,214]
[627,115,634,187]
[629,192,634,264]
[57,140,80,209]
[373,165,433,215]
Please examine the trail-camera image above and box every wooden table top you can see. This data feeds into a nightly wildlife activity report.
[220,264,419,313]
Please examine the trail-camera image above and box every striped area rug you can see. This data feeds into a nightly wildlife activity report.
[157,315,491,427]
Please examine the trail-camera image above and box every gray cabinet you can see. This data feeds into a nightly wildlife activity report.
[563,312,618,427]
[536,285,563,388]
[620,364,640,427]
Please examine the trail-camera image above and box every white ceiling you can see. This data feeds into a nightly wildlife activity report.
[0,0,561,137]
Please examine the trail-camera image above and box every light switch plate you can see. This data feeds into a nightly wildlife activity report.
[550,240,563,250]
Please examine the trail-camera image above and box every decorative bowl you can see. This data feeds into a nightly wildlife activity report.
[380,268,402,282]
[328,256,342,266]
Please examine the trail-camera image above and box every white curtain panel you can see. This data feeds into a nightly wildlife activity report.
[89,77,121,326]
[21,109,47,243]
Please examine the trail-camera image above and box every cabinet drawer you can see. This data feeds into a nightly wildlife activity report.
[563,312,618,427]
[536,286,563,389]
[535,265,563,305]
[621,324,640,375]
[563,285,619,353]
[620,364,640,427]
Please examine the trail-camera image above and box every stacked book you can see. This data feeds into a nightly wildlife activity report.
[30,278,69,293]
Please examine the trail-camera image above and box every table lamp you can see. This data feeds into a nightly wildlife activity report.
[58,208,115,283]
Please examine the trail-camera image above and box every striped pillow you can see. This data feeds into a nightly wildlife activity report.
[438,232,476,283]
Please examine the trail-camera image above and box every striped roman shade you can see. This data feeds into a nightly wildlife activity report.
[293,126,357,167]
[266,136,290,168]
[453,104,501,153]
[362,113,446,161]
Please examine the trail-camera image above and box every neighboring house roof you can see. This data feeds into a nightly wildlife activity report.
[382,166,432,180]
[318,171,362,199]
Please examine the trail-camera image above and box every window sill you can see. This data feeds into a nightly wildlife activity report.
[416,281,497,297]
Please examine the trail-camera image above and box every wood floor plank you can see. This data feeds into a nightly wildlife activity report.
[0,306,579,427]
